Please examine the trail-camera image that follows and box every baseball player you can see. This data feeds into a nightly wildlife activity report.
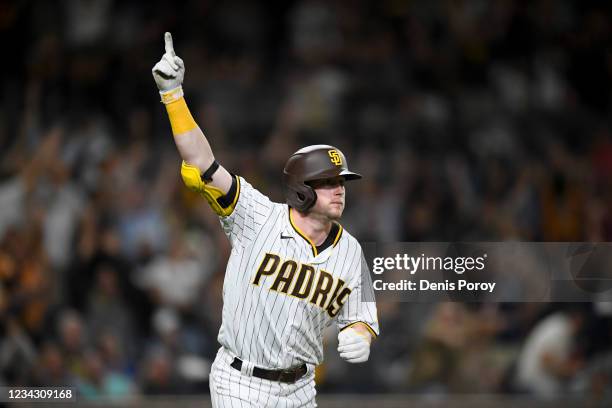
[152,32,379,407]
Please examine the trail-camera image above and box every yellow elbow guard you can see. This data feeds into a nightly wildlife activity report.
[180,161,239,217]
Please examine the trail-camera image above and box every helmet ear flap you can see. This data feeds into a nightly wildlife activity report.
[298,184,317,212]
[283,181,317,212]
[307,187,317,210]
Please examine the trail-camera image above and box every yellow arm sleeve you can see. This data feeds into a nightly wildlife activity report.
[165,97,198,135]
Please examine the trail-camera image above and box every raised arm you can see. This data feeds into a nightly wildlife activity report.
[152,32,233,202]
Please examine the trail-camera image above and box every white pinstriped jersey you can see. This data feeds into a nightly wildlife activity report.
[216,176,379,369]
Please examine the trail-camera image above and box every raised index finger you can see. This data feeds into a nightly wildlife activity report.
[164,32,175,56]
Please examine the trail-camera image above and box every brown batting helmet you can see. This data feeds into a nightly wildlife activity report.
[282,145,362,212]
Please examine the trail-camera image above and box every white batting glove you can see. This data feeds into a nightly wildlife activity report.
[152,32,185,96]
[338,327,370,363]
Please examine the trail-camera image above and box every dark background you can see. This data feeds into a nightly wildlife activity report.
[1,0,612,405]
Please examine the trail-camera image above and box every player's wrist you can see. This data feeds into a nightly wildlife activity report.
[160,86,184,105]
[340,323,375,344]
[350,324,374,344]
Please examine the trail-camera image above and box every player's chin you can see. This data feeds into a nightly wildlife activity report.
[327,206,344,220]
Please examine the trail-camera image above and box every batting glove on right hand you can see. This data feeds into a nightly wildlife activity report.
[338,327,371,363]
[152,32,185,94]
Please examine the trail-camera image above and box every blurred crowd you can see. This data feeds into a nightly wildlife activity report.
[1,0,612,403]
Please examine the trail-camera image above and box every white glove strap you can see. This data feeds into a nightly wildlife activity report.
[160,86,184,105]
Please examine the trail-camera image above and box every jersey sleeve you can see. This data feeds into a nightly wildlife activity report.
[336,247,380,338]
[220,176,275,248]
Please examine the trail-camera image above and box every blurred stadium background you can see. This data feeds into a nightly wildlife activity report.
[1,0,612,406]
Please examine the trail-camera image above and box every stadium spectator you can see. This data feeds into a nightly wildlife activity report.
[515,308,586,397]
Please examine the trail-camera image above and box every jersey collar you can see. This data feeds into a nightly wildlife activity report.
[286,207,343,259]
